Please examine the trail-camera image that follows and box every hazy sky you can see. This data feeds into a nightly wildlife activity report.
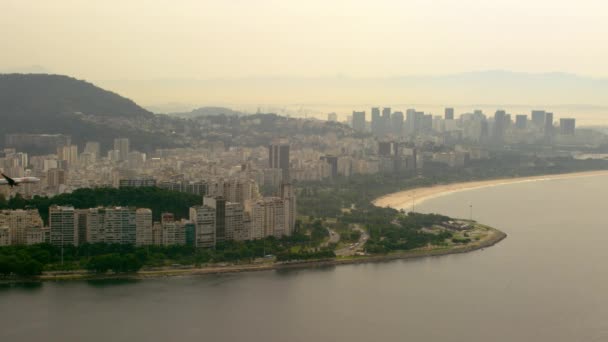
[2,0,608,79]
[2,0,608,110]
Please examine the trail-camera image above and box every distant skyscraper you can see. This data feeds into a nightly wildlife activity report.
[391,112,404,136]
[47,168,67,189]
[327,112,338,122]
[544,112,554,137]
[352,111,366,132]
[560,118,575,135]
[381,107,391,135]
[493,110,507,142]
[421,114,433,133]
[113,138,130,161]
[371,107,381,135]
[406,109,417,134]
[531,110,546,128]
[57,145,78,166]
[515,115,528,130]
[444,108,454,120]
[84,141,101,160]
[268,143,290,180]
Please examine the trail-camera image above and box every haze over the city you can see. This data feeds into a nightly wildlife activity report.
[3,0,608,119]
[6,2,608,342]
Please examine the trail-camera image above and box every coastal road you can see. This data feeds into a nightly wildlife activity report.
[321,228,340,248]
[335,224,369,257]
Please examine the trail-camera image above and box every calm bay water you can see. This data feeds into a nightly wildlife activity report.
[3,175,608,342]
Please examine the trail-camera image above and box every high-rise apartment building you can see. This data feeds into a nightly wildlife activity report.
[560,118,576,135]
[352,111,366,132]
[75,209,89,245]
[104,207,136,244]
[545,112,554,137]
[251,197,286,239]
[280,183,296,236]
[268,143,290,181]
[83,207,137,244]
[160,213,186,246]
[371,107,381,135]
[184,222,196,247]
[57,145,79,166]
[391,112,404,136]
[136,208,153,246]
[25,227,49,245]
[515,115,528,130]
[50,205,78,246]
[445,108,455,120]
[84,141,101,160]
[203,196,226,243]
[406,109,418,135]
[218,178,260,205]
[81,208,103,243]
[421,114,433,132]
[493,110,507,142]
[189,205,216,248]
[225,202,245,241]
[0,209,43,245]
[152,222,162,246]
[531,110,546,128]
[47,168,67,189]
[113,138,130,161]
[381,107,391,135]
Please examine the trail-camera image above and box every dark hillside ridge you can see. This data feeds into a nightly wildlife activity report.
[0,74,153,118]
[0,74,180,153]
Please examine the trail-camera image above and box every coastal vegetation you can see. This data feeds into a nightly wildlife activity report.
[0,218,335,277]
[0,187,201,223]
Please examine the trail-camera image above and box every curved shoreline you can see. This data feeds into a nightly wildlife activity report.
[372,170,608,209]
[12,225,505,283]
[16,169,606,283]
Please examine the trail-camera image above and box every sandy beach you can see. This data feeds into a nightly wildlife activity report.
[373,170,608,210]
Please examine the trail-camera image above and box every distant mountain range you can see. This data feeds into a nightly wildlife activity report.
[169,106,243,118]
[96,71,608,113]
[0,74,184,154]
